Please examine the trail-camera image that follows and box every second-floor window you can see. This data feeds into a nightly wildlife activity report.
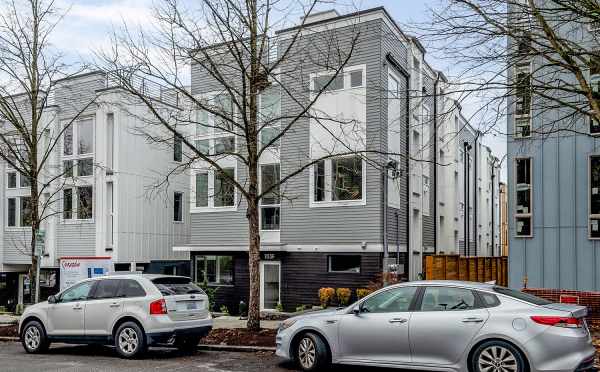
[174,192,183,222]
[312,155,364,206]
[590,55,600,134]
[173,136,182,162]
[514,63,532,138]
[260,164,280,231]
[63,118,94,177]
[6,196,31,227]
[63,186,93,221]
[590,156,600,238]
[515,157,532,237]
[193,168,236,210]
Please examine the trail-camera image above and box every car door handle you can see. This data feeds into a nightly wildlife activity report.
[72,305,83,310]
[462,317,484,323]
[389,318,408,324]
[109,303,120,308]
[325,319,338,324]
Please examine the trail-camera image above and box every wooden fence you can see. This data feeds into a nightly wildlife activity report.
[425,255,508,286]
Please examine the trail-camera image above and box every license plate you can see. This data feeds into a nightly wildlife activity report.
[178,301,201,311]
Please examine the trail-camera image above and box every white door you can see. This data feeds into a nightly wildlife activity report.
[260,261,280,311]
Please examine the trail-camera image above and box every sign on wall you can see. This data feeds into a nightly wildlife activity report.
[59,257,113,291]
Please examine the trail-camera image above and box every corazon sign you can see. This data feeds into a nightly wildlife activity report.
[59,257,113,290]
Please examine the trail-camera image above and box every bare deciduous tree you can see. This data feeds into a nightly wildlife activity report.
[0,0,92,303]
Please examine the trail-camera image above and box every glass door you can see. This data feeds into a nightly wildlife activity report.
[260,261,280,311]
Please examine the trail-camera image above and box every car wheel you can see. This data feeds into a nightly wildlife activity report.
[21,321,50,354]
[295,332,330,372]
[471,340,526,372]
[175,336,200,353]
[115,322,147,359]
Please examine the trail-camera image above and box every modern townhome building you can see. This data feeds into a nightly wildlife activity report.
[507,4,600,292]
[0,71,190,310]
[174,7,503,312]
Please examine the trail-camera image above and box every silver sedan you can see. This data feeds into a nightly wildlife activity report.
[276,281,595,372]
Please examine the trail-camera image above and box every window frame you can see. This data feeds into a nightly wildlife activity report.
[514,62,532,139]
[6,195,32,229]
[62,185,94,222]
[193,92,237,158]
[259,163,281,231]
[328,255,361,274]
[417,286,481,312]
[173,191,184,223]
[309,65,366,94]
[191,166,237,213]
[589,155,600,239]
[259,88,282,155]
[194,255,234,286]
[514,157,533,238]
[309,155,366,208]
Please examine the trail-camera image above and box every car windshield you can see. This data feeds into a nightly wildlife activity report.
[151,277,205,296]
[493,286,552,306]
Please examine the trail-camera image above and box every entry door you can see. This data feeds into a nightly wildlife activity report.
[338,286,417,364]
[260,261,280,311]
[410,286,489,365]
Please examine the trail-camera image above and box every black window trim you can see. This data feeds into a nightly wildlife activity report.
[327,254,362,274]
[88,278,123,300]
[357,285,420,313]
[59,280,97,303]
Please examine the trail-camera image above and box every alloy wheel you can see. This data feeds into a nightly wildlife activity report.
[478,345,518,372]
[298,337,317,370]
[24,326,41,351]
[118,327,139,355]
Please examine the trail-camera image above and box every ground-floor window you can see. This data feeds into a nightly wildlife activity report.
[195,255,234,285]
[328,255,361,273]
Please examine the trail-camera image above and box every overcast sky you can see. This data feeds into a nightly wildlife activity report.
[50,0,506,179]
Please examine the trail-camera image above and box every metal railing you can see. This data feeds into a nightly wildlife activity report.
[104,70,181,107]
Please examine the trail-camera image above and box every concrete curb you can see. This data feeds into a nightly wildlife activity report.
[0,336,18,342]
[197,344,276,353]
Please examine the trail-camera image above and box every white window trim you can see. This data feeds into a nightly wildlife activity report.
[514,157,533,238]
[514,62,532,139]
[259,163,281,232]
[309,156,367,208]
[195,255,234,287]
[260,261,281,311]
[589,155,600,239]
[190,166,238,213]
[258,88,282,161]
[194,92,237,156]
[61,185,95,224]
[309,64,366,97]
[5,195,32,230]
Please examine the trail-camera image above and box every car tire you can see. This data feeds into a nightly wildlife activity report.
[471,340,527,372]
[294,332,330,372]
[175,336,200,353]
[115,322,147,359]
[21,320,50,354]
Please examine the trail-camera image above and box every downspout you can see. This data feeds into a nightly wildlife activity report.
[464,141,470,256]
[433,74,440,255]
[385,53,410,280]
[473,132,481,256]
[491,161,496,256]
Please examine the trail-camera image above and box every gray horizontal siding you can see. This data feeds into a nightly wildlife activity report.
[54,73,104,120]
[3,230,32,264]
[56,224,96,257]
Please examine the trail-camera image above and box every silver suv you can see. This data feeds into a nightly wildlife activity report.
[19,274,213,358]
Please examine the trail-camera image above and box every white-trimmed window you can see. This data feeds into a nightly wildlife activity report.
[6,171,30,189]
[193,167,236,211]
[589,156,600,238]
[260,164,280,231]
[310,66,365,93]
[259,88,281,153]
[515,157,532,237]
[6,196,31,227]
[195,93,236,157]
[311,155,365,206]
[63,186,93,221]
[514,62,532,138]
[63,118,95,177]
[195,255,233,285]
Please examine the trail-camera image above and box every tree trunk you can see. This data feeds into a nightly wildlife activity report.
[246,198,261,331]
[29,178,40,303]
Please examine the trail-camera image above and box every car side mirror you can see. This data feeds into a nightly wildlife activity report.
[48,295,57,304]
[352,306,361,315]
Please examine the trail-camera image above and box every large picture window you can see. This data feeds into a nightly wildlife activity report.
[312,156,364,206]
[193,168,236,210]
[590,156,600,238]
[328,255,361,273]
[195,255,233,285]
[515,158,532,237]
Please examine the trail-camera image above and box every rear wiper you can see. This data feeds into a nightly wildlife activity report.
[187,289,202,294]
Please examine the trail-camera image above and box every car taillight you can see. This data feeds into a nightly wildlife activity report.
[531,316,582,328]
[150,299,168,315]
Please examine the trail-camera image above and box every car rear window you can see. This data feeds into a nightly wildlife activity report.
[152,277,205,296]
[493,286,552,305]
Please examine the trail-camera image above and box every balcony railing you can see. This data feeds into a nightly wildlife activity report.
[104,70,181,107]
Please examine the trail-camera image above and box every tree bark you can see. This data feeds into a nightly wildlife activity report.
[246,198,261,331]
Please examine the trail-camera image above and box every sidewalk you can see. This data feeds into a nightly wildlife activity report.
[213,316,280,330]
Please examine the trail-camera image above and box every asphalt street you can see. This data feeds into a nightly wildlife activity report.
[0,341,409,372]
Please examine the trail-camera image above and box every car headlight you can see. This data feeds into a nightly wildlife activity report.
[280,318,298,330]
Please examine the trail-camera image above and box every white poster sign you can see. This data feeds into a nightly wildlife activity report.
[59,257,114,291]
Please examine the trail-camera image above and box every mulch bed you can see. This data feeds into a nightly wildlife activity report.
[200,328,277,347]
[0,325,18,338]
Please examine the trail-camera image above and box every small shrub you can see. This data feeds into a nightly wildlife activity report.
[219,305,229,315]
[336,288,351,306]
[276,302,284,312]
[318,287,336,308]
[15,304,24,315]
[295,304,306,313]
[0,306,6,313]
[356,288,372,299]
